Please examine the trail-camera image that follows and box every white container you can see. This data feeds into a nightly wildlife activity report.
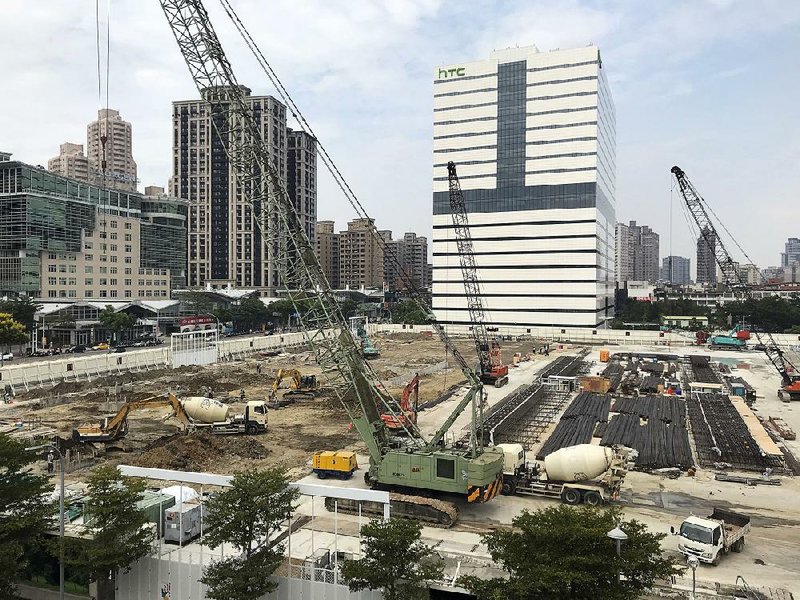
[181,396,230,423]
[543,444,612,482]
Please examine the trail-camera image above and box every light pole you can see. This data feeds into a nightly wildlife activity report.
[26,442,65,600]
[607,525,628,585]
[687,555,699,599]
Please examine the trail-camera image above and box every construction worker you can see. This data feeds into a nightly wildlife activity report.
[47,451,54,474]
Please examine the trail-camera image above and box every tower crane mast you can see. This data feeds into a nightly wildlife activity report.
[158,0,503,522]
[671,166,800,401]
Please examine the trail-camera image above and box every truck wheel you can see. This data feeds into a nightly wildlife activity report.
[583,491,602,506]
[246,424,258,435]
[316,471,328,479]
[733,538,745,553]
[711,552,721,566]
[561,488,581,505]
[501,479,516,496]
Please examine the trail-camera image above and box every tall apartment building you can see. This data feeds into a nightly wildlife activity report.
[616,221,659,284]
[287,129,317,242]
[0,158,186,299]
[781,238,800,267]
[696,228,717,284]
[431,44,616,328]
[171,86,287,292]
[87,109,138,191]
[660,256,691,284]
[339,218,384,289]
[315,220,340,289]
[381,231,430,291]
[48,143,91,183]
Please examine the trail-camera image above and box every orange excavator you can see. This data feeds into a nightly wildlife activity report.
[381,375,420,431]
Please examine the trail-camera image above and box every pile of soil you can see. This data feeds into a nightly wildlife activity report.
[131,431,270,471]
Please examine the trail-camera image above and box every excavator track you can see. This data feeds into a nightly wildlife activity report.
[324,493,459,528]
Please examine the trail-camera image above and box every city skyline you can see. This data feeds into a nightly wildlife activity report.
[1,1,799,267]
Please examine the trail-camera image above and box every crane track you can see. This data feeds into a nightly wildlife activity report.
[324,492,459,528]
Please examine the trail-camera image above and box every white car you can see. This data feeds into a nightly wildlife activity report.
[1,352,13,361]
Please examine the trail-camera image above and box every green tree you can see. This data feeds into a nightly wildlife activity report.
[98,306,135,343]
[0,434,54,598]
[64,466,154,600]
[0,312,28,348]
[234,296,271,331]
[339,298,359,320]
[0,296,41,331]
[201,468,299,600]
[390,300,429,325]
[341,518,444,600]
[459,506,681,600]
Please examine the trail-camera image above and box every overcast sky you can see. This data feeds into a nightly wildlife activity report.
[1,0,798,271]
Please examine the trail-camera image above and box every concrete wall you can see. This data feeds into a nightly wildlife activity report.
[16,583,89,600]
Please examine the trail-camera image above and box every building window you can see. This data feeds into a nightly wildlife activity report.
[68,290,76,298]
[85,278,93,285]
[68,265,76,273]
[124,222,132,230]
[110,232,117,240]
[100,278,107,285]
[100,232,107,239]
[84,242,93,250]
[58,265,67,273]
[110,290,117,298]
[110,244,117,252]
[124,233,132,241]
[124,278,132,286]
[124,257,132,264]
[68,278,76,285]
[48,290,57,298]
[48,277,56,285]
[110,256,117,263]
[124,268,131,274]
[85,254,93,261]
[124,290,132,298]
[100,255,107,262]
[110,220,118,228]
[100,267,107,274]
[86,291,93,298]
[48,265,57,273]
[124,245,132,253]
[58,277,67,285]
[110,279,117,285]
[99,290,107,298]
[48,253,57,260]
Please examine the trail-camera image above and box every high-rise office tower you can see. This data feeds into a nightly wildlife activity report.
[431,45,615,328]
[48,143,91,183]
[87,109,138,192]
[696,228,717,284]
[781,238,800,267]
[287,129,317,242]
[171,86,287,291]
[660,256,691,284]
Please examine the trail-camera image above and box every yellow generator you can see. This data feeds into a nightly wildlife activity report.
[312,451,358,480]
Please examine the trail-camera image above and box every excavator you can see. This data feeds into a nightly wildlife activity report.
[159,1,503,526]
[73,393,190,442]
[268,368,319,402]
[672,166,800,402]
[381,374,419,431]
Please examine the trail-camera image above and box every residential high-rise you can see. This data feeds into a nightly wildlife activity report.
[382,231,430,291]
[697,228,717,284]
[287,129,317,242]
[781,238,800,267]
[87,109,138,191]
[315,220,340,289]
[339,218,384,289]
[48,143,91,183]
[171,86,287,291]
[431,44,616,328]
[615,221,659,284]
[0,159,186,299]
[660,256,691,284]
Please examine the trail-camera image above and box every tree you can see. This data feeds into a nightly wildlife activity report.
[341,518,444,600]
[390,300,429,325]
[233,296,271,331]
[0,312,28,348]
[0,433,54,598]
[459,506,681,600]
[201,468,299,600]
[98,306,135,343]
[64,466,153,600]
[0,296,40,331]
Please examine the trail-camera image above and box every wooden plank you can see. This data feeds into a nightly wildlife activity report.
[729,395,783,457]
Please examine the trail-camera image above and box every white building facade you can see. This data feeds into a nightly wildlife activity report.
[431,45,616,329]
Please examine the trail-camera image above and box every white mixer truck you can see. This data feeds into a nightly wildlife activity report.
[497,443,634,505]
[73,393,268,442]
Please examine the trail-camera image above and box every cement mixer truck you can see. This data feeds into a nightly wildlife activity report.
[73,393,268,442]
[497,443,634,505]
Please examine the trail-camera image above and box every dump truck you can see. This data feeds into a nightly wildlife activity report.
[673,508,751,565]
[73,394,268,442]
[497,443,634,505]
[312,451,358,480]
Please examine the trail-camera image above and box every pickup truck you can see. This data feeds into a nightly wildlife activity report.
[673,508,750,565]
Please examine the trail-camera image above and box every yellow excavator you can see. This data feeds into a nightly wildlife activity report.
[73,393,190,443]
[269,368,319,402]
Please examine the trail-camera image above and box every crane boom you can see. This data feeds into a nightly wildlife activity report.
[159,0,503,507]
[671,166,799,387]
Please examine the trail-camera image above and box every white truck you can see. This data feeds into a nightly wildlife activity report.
[498,443,634,505]
[673,508,751,565]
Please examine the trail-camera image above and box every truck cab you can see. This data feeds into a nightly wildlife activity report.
[497,443,526,495]
[676,509,750,565]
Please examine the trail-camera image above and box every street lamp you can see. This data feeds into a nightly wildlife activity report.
[26,442,65,600]
[607,526,628,584]
[687,555,699,599]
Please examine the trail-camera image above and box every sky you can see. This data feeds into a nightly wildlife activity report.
[1,0,798,271]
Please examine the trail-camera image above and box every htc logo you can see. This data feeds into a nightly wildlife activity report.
[438,67,466,79]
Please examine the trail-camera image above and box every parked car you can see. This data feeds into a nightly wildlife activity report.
[1,352,13,361]
[112,346,126,353]
[93,342,110,351]
[64,344,87,354]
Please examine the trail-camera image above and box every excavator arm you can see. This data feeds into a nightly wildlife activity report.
[73,393,189,442]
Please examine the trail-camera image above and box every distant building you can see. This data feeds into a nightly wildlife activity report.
[315,220,340,289]
[615,221,659,284]
[763,266,785,283]
[382,231,429,291]
[87,109,138,191]
[781,238,800,268]
[696,227,717,284]
[661,256,691,284]
[48,143,91,183]
[339,218,384,289]
[287,129,317,242]
[736,263,761,286]
[0,159,185,300]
